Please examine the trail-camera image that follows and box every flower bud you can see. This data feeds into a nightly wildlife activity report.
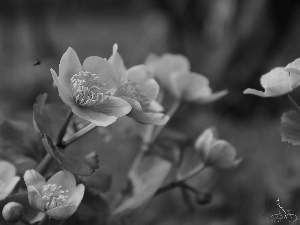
[2,202,24,223]
[195,192,212,205]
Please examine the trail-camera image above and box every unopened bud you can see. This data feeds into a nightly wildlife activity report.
[2,202,24,223]
[196,192,212,205]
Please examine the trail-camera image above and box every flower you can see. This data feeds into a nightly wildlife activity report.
[0,161,20,200]
[145,53,227,103]
[108,44,169,125]
[50,47,132,127]
[195,128,242,169]
[244,60,300,97]
[24,170,84,220]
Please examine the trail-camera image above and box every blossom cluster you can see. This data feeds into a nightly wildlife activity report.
[0,44,240,224]
[51,44,226,127]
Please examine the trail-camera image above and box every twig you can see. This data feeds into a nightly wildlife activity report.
[287,94,300,114]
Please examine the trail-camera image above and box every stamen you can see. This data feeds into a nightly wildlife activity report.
[71,71,111,106]
[118,80,150,110]
[41,184,70,211]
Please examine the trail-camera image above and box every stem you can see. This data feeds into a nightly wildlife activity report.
[36,110,73,174]
[61,123,97,147]
[287,94,300,114]
[38,215,48,225]
[155,164,206,196]
[36,154,53,174]
[56,110,73,145]
[151,100,181,143]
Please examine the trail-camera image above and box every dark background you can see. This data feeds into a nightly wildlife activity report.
[1,0,300,224]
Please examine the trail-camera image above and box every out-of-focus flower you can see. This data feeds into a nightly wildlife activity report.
[50,48,132,127]
[109,44,169,125]
[195,128,242,169]
[0,161,20,200]
[244,61,300,97]
[145,53,227,103]
[24,170,84,220]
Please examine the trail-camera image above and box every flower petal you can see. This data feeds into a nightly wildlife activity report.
[2,176,20,199]
[89,96,132,117]
[82,56,119,91]
[46,170,76,196]
[192,90,228,104]
[0,161,16,184]
[121,97,169,125]
[126,65,150,84]
[27,186,44,212]
[108,43,126,79]
[244,67,297,97]
[23,170,46,194]
[59,47,82,93]
[50,69,73,106]
[170,72,211,100]
[208,140,242,169]
[148,100,164,112]
[45,204,77,220]
[67,184,85,207]
[285,58,300,76]
[145,53,190,88]
[71,105,117,127]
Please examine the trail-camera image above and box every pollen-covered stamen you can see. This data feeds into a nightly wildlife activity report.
[41,184,70,211]
[118,80,150,110]
[71,71,111,106]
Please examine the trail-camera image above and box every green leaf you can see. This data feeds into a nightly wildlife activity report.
[80,166,112,194]
[280,111,300,145]
[112,149,172,215]
[33,94,99,176]
[0,117,42,173]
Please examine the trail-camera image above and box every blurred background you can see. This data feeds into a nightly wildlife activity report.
[1,0,300,224]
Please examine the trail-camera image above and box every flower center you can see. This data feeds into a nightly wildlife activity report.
[41,184,69,211]
[71,71,111,106]
[118,80,150,110]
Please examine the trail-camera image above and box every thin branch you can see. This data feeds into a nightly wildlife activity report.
[56,110,73,145]
[61,123,97,147]
[287,94,300,114]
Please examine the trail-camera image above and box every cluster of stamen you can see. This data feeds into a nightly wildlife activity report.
[41,184,69,211]
[71,71,111,106]
[119,80,150,110]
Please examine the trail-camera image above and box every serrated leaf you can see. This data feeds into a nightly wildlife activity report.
[33,94,99,176]
[280,111,300,145]
[42,133,99,176]
[80,167,112,194]
[112,149,172,215]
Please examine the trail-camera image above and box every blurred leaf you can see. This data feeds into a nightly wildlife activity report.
[80,166,112,194]
[0,117,42,160]
[33,94,99,176]
[112,149,172,215]
[0,192,40,225]
[280,111,300,145]
[42,136,99,176]
[66,190,110,225]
